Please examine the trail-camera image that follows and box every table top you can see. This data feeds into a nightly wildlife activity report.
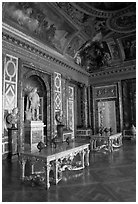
[90,133,122,139]
[20,141,89,159]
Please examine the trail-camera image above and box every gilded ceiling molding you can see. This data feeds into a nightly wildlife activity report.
[106,4,136,33]
[74,3,134,18]
[73,2,113,18]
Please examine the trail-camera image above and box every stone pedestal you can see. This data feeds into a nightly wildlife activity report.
[57,124,64,141]
[24,121,45,152]
[8,127,18,159]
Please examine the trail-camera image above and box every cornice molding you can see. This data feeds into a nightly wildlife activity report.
[2,22,64,58]
[2,23,136,82]
[2,23,89,77]
[90,63,135,78]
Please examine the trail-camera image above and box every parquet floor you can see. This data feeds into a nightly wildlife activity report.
[2,138,136,202]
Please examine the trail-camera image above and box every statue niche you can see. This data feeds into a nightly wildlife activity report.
[23,75,46,152]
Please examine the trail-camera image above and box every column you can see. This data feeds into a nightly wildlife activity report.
[51,73,55,140]
[92,87,96,134]
[18,60,25,152]
[83,85,88,128]
[88,85,91,128]
[118,81,123,132]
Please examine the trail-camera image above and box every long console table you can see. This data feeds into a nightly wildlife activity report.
[19,142,90,189]
[90,133,122,152]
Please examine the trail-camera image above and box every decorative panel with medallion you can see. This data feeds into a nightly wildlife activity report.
[3,54,18,111]
[54,72,62,136]
[2,54,18,154]
[54,72,62,111]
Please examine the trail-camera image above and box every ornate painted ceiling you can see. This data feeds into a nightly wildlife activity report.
[2,2,136,73]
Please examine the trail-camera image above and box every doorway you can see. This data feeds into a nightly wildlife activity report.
[98,100,117,134]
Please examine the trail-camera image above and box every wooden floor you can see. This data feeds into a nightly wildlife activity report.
[2,138,136,202]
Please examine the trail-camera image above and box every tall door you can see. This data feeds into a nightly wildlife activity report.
[67,86,74,139]
[98,100,117,134]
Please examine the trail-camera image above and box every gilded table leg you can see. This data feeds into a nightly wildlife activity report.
[80,150,85,168]
[55,160,59,185]
[94,139,97,149]
[44,162,51,190]
[109,139,113,152]
[91,139,94,150]
[31,164,34,174]
[119,136,122,146]
[85,148,90,166]
[20,160,26,181]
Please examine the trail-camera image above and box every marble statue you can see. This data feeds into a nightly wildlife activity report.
[26,87,40,121]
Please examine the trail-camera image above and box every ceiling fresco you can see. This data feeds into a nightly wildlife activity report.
[2,2,136,73]
[120,34,136,61]
[3,2,76,53]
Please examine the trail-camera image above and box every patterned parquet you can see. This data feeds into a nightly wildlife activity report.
[2,139,136,202]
